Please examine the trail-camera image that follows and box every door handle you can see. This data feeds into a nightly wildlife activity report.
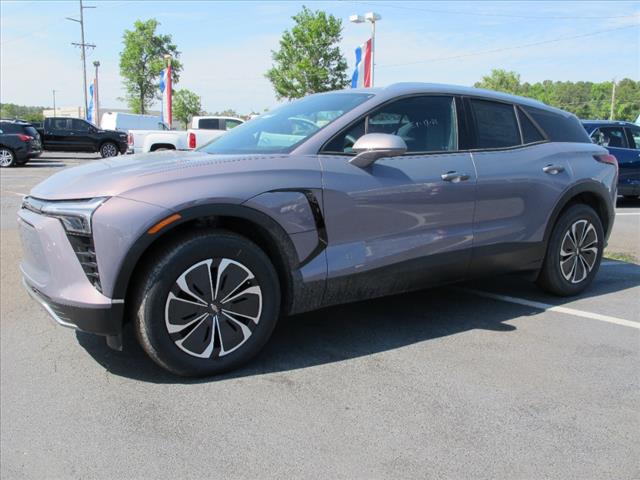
[441,171,470,183]
[543,164,565,174]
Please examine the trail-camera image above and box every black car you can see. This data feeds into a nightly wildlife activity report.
[37,117,128,158]
[0,119,43,167]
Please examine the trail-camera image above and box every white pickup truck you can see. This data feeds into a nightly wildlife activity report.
[127,116,244,154]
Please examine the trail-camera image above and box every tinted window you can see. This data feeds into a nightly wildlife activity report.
[198,118,220,129]
[200,92,372,154]
[591,126,629,149]
[523,106,590,143]
[24,126,39,137]
[517,107,545,144]
[627,126,640,149]
[52,118,71,130]
[0,122,20,134]
[224,119,242,130]
[324,96,457,153]
[72,119,90,132]
[470,99,520,148]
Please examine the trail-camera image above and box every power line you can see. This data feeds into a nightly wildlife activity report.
[359,2,640,20]
[378,24,639,68]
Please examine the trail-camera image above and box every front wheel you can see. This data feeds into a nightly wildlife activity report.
[133,230,281,377]
[537,204,604,296]
[0,148,16,167]
[100,142,118,158]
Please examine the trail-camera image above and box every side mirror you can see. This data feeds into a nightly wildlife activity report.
[349,133,407,168]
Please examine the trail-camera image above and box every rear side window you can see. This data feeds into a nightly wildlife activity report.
[523,106,590,143]
[470,99,520,148]
[198,118,220,129]
[224,119,242,130]
[0,122,20,134]
[592,126,629,149]
[627,126,640,149]
[52,118,71,130]
[517,107,545,144]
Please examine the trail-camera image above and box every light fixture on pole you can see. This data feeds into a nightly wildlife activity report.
[93,60,100,127]
[350,11,381,87]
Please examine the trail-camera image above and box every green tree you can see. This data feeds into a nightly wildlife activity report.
[119,19,182,114]
[0,103,45,122]
[173,89,202,129]
[474,69,522,95]
[266,6,349,100]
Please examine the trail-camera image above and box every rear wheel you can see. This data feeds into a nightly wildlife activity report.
[133,230,281,377]
[0,148,15,167]
[537,204,603,296]
[100,142,118,158]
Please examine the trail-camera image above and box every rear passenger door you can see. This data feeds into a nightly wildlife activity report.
[466,98,574,274]
[47,118,72,150]
[70,119,94,151]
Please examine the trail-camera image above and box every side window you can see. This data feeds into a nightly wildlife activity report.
[53,118,70,130]
[323,96,457,154]
[470,99,520,148]
[72,119,90,132]
[198,118,220,130]
[517,107,545,144]
[626,126,640,150]
[0,122,19,133]
[595,127,629,149]
[224,119,242,130]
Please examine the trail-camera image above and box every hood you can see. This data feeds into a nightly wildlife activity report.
[29,150,285,201]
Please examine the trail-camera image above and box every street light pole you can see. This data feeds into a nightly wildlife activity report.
[52,90,57,115]
[93,61,100,127]
[350,11,381,87]
[163,54,173,129]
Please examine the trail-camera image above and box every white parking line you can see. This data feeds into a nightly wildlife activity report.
[458,287,640,330]
[615,212,640,216]
[4,190,27,197]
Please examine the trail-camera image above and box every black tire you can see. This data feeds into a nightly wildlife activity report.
[100,142,118,158]
[537,204,604,296]
[0,147,16,167]
[133,230,281,377]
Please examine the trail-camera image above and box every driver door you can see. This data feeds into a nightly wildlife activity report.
[318,95,477,304]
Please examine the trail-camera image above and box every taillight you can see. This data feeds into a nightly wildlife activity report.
[17,134,33,142]
[594,154,618,173]
[188,132,196,149]
[127,132,133,145]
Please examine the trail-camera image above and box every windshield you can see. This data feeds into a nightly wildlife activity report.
[199,92,372,154]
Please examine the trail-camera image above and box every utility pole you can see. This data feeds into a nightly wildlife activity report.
[66,0,96,119]
[609,79,616,121]
[93,61,100,127]
[52,90,57,115]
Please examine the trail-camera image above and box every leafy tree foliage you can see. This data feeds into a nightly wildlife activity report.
[0,103,45,122]
[119,19,182,114]
[475,69,640,121]
[266,6,349,100]
[173,89,202,129]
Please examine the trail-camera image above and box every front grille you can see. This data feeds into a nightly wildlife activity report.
[66,234,102,292]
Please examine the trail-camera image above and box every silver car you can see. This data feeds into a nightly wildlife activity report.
[19,83,618,376]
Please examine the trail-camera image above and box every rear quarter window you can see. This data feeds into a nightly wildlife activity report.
[523,106,590,143]
[469,99,520,149]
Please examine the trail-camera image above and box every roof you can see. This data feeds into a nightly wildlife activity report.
[581,119,636,126]
[342,82,568,116]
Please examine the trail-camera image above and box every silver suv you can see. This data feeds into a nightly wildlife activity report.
[19,83,618,376]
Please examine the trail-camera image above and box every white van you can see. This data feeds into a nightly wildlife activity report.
[100,112,168,132]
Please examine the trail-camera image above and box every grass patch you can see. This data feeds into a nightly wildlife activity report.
[604,251,638,264]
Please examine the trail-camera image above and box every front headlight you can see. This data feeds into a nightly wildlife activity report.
[22,197,108,235]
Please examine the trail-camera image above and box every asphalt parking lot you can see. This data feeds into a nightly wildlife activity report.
[1,153,639,479]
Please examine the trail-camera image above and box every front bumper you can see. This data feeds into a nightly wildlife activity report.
[18,208,125,347]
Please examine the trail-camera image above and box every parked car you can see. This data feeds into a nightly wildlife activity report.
[582,120,640,199]
[37,117,128,158]
[0,119,42,167]
[100,112,169,132]
[19,83,617,376]
[127,116,244,154]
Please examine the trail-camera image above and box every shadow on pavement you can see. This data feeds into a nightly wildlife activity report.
[77,286,521,384]
[77,263,640,384]
[616,196,640,208]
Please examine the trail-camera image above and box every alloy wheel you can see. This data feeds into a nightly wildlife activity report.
[559,219,599,284]
[0,149,14,167]
[102,143,117,157]
[164,258,263,358]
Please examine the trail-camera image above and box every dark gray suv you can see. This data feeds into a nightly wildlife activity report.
[19,83,617,376]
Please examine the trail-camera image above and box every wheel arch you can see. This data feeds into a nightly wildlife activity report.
[543,180,615,245]
[149,143,176,152]
[114,203,299,321]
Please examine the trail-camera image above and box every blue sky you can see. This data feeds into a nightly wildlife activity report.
[1,0,638,113]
